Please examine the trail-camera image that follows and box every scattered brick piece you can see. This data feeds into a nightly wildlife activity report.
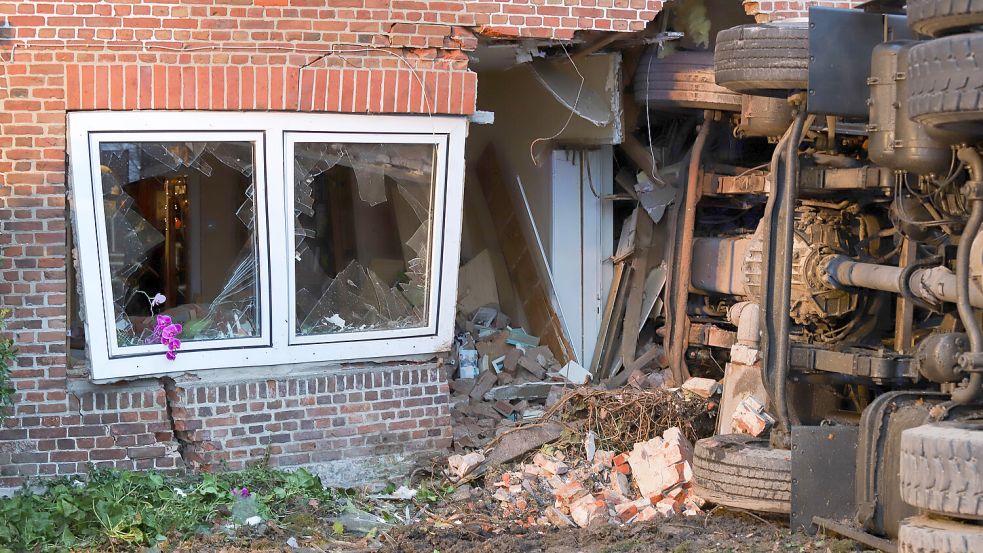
[636,506,661,522]
[681,377,721,398]
[731,395,776,437]
[594,450,615,468]
[611,471,632,498]
[627,428,695,499]
[544,506,575,528]
[533,452,569,476]
[554,480,588,503]
[569,494,607,528]
[615,502,639,523]
[448,451,485,480]
[655,497,677,518]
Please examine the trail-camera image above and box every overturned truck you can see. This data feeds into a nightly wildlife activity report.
[651,1,983,550]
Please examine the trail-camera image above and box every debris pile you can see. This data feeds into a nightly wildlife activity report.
[449,306,585,451]
[446,425,705,529]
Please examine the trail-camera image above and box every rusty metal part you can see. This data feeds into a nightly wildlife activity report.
[799,165,893,191]
[690,236,752,296]
[688,323,737,349]
[744,206,864,331]
[634,50,742,112]
[736,95,795,138]
[822,255,983,308]
[867,41,951,176]
[812,517,898,553]
[790,344,916,381]
[666,111,712,385]
[701,171,769,195]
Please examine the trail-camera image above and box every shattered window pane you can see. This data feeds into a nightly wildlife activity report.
[99,141,260,347]
[293,141,436,335]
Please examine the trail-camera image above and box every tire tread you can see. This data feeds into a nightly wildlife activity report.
[899,516,983,553]
[900,423,983,517]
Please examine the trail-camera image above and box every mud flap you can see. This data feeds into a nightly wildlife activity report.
[791,425,858,533]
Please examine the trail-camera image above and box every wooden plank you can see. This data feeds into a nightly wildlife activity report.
[589,210,641,381]
[475,145,576,364]
[620,212,654,368]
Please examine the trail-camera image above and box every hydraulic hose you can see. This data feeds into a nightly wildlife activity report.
[953,146,983,405]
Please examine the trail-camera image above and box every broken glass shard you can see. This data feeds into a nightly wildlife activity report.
[98,139,261,347]
[291,140,437,336]
[345,146,388,207]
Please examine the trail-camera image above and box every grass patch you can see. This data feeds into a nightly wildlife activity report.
[0,465,351,552]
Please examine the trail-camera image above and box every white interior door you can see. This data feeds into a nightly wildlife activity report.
[550,147,614,364]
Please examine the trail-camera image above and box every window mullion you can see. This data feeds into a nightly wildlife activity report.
[265,126,291,352]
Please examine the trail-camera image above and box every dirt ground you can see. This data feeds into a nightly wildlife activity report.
[384,510,869,553]
[175,504,871,552]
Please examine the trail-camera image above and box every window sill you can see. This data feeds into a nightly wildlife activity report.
[71,347,448,385]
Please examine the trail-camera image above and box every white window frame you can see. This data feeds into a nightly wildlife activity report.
[68,111,467,381]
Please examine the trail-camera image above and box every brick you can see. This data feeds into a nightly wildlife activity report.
[569,494,607,528]
[681,377,720,399]
[126,446,167,460]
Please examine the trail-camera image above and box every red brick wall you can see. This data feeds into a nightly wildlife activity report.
[743,0,864,22]
[0,0,670,489]
[168,365,451,473]
[3,0,665,44]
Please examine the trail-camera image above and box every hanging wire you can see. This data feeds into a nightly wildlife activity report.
[529,43,583,166]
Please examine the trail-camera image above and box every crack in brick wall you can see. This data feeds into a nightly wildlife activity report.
[162,364,452,472]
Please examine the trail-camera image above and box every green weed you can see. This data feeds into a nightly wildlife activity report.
[0,465,343,552]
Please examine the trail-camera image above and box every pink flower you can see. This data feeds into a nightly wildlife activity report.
[161,325,182,340]
[151,315,182,360]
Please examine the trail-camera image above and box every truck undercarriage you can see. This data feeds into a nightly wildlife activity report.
[649,3,983,550]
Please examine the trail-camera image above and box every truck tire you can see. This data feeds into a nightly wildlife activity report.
[691,434,791,514]
[899,516,983,553]
[900,422,983,518]
[634,49,742,112]
[907,0,983,38]
[906,34,983,139]
[713,22,809,96]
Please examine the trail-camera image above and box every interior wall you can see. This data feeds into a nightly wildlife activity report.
[466,53,623,262]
